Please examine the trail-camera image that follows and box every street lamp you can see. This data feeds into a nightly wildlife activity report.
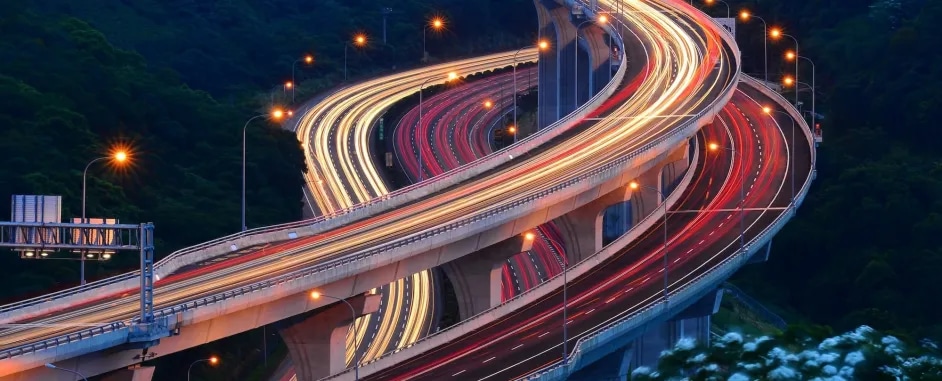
[574,15,608,110]
[769,28,800,107]
[423,17,445,63]
[523,231,571,363]
[44,363,87,381]
[707,142,746,249]
[704,0,729,18]
[311,291,360,381]
[763,107,797,202]
[785,50,816,124]
[416,72,459,182]
[629,181,670,307]
[291,54,314,103]
[739,10,768,84]
[242,109,286,232]
[345,34,367,81]
[513,40,550,136]
[80,148,129,285]
[187,356,219,381]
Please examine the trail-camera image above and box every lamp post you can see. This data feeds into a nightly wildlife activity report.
[311,291,360,381]
[291,55,314,103]
[770,29,800,107]
[345,34,367,81]
[629,182,670,306]
[187,356,219,381]
[81,149,128,285]
[44,363,87,381]
[764,107,796,202]
[708,142,746,248]
[704,0,729,18]
[523,231,571,363]
[416,72,458,182]
[242,109,285,232]
[786,51,816,124]
[574,15,608,110]
[739,11,768,84]
[513,40,550,136]
[423,17,445,63]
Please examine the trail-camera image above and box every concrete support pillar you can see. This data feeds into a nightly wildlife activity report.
[568,345,633,381]
[554,141,689,264]
[441,236,532,320]
[101,366,154,381]
[277,294,380,381]
[747,239,773,265]
[629,288,723,370]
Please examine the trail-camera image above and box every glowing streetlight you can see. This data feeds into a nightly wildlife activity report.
[507,125,517,134]
[706,142,746,249]
[782,75,795,87]
[80,147,131,284]
[739,10,768,84]
[310,291,360,381]
[770,29,800,106]
[483,100,493,109]
[242,109,286,231]
[769,27,782,39]
[345,34,368,81]
[290,54,314,103]
[513,39,551,136]
[705,0,730,18]
[785,50,796,61]
[575,15,609,111]
[417,72,462,181]
[423,17,446,63]
[523,231,571,363]
[628,180,670,310]
[187,356,219,381]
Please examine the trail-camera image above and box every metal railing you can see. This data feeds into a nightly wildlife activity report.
[0,0,742,360]
[0,322,126,360]
[523,74,816,380]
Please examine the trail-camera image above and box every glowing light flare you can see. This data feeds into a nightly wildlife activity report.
[483,100,493,109]
[447,72,458,81]
[708,142,720,151]
[113,150,128,163]
[598,14,608,24]
[762,106,772,114]
[524,232,536,241]
[782,75,795,86]
[739,10,751,21]
[629,181,640,190]
[310,290,321,299]
[304,55,314,64]
[285,81,293,89]
[209,356,219,365]
[354,34,367,46]
[538,40,550,50]
[271,109,285,120]
[785,50,796,61]
[507,125,516,134]
[430,17,445,30]
[769,28,782,39]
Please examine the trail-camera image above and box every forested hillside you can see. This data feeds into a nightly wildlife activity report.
[731,0,942,342]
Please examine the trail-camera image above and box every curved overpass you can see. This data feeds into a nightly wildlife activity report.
[0,0,746,379]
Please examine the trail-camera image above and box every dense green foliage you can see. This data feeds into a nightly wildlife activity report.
[731,0,942,341]
[633,326,942,380]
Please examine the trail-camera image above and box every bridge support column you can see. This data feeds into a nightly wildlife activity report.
[629,288,723,371]
[277,294,380,381]
[101,366,154,381]
[747,239,773,264]
[441,236,532,320]
[555,142,689,263]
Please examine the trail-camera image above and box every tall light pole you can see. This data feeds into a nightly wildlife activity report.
[574,15,608,110]
[345,34,367,81]
[709,142,746,248]
[416,72,459,182]
[513,40,550,137]
[786,51,816,124]
[704,0,730,18]
[423,17,445,63]
[242,109,285,232]
[45,363,88,381]
[764,107,796,202]
[187,356,219,381]
[81,149,128,285]
[629,182,670,306]
[291,55,314,103]
[524,231,571,363]
[739,11,768,85]
[770,29,800,106]
[311,291,360,381]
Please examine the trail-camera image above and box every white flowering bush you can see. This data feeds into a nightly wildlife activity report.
[631,326,942,380]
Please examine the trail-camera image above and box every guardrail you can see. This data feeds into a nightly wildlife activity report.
[0,322,126,361]
[523,74,816,380]
[0,0,741,360]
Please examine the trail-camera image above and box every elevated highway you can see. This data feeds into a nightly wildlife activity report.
[0,0,764,379]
